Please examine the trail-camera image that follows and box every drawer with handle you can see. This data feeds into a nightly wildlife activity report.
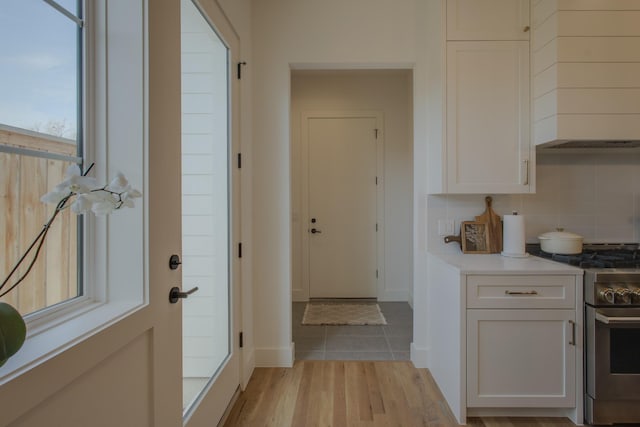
[466,275,576,309]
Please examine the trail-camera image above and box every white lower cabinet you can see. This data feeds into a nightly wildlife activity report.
[467,309,576,408]
[427,256,583,424]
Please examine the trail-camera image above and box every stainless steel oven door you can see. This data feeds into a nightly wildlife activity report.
[586,306,640,400]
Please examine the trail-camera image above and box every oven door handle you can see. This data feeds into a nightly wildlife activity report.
[595,312,640,325]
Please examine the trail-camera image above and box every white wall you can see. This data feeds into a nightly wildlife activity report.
[251,0,424,367]
[428,152,640,253]
[290,70,413,303]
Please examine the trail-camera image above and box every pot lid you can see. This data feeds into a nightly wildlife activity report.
[538,228,583,240]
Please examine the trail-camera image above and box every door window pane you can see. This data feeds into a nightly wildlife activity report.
[0,0,80,141]
[0,0,82,316]
[181,0,230,412]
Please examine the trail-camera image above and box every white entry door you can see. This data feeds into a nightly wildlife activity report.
[305,113,381,298]
[181,1,241,426]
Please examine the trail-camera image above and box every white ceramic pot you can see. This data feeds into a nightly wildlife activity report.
[538,229,584,254]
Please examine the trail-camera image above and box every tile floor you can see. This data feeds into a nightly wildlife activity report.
[293,301,413,361]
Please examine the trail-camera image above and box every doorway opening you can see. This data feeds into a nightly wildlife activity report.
[290,69,414,360]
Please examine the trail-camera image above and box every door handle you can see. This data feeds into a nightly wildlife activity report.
[169,286,199,303]
[568,320,576,346]
[310,228,322,234]
[505,290,538,296]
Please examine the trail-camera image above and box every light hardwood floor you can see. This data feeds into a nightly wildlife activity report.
[223,361,579,427]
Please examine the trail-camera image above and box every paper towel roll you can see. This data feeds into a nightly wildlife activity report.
[501,213,527,257]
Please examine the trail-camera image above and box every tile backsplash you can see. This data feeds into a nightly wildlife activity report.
[429,152,640,253]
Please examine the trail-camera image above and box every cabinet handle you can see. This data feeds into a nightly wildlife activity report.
[522,159,529,186]
[568,320,576,346]
[505,290,538,296]
[523,25,530,32]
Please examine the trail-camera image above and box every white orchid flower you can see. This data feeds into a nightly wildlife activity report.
[40,188,71,205]
[119,187,142,208]
[70,194,94,214]
[61,164,99,194]
[41,163,141,217]
[107,172,129,193]
[41,164,99,206]
[92,195,119,215]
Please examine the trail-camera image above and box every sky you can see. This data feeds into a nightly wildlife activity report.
[0,0,79,140]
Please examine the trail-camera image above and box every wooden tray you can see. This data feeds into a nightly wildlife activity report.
[475,196,502,253]
[444,220,491,254]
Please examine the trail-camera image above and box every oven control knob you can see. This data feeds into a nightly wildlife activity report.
[614,288,632,304]
[599,288,615,304]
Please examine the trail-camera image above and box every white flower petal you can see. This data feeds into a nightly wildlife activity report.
[65,164,82,178]
[92,200,116,215]
[126,188,142,198]
[122,198,135,208]
[68,175,99,193]
[40,190,70,205]
[71,194,93,214]
[107,173,129,192]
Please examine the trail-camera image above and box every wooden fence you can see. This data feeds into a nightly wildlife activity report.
[0,127,78,316]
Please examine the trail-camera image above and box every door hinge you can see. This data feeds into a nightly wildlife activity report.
[375,176,378,185]
[376,269,379,278]
[376,223,378,232]
[239,332,244,348]
[237,61,247,79]
[239,242,243,258]
[237,152,242,169]
[374,128,379,139]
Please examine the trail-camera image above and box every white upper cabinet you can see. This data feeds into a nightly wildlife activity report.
[447,0,530,40]
[446,41,530,193]
[427,0,534,194]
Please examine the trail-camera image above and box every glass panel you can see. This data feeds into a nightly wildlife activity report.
[0,0,79,141]
[180,0,230,412]
[0,153,79,315]
[0,0,81,316]
[610,328,640,374]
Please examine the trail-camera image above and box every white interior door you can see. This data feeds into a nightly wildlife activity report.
[181,1,240,425]
[306,114,380,298]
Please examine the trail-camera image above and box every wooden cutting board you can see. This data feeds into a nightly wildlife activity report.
[475,196,502,253]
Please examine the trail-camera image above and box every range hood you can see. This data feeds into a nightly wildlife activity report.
[532,4,640,148]
[538,140,640,150]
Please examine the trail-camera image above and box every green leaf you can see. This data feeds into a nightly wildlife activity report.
[0,302,27,366]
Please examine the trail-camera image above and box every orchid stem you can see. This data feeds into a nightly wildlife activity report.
[0,196,69,297]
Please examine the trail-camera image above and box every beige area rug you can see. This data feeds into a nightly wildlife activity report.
[302,303,387,325]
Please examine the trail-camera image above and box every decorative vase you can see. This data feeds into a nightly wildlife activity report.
[0,302,27,367]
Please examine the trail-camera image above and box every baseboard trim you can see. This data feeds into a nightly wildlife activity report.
[254,344,294,368]
[378,289,410,302]
[410,342,429,368]
[292,290,411,303]
[242,348,255,390]
[292,288,307,302]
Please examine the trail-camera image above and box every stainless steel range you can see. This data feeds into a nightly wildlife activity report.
[529,243,640,425]
[584,269,640,425]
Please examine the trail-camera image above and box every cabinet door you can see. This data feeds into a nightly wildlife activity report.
[446,41,531,193]
[447,0,530,40]
[467,309,576,407]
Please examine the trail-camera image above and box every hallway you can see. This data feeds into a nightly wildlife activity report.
[293,302,413,361]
